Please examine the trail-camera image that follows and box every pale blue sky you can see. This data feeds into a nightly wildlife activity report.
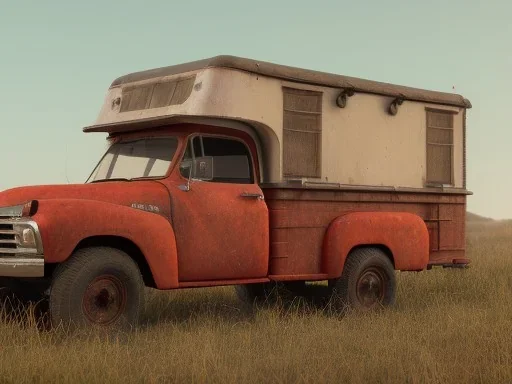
[0,0,510,218]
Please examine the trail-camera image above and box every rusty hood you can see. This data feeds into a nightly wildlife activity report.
[0,181,171,218]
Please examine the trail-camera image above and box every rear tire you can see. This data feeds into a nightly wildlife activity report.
[49,247,144,332]
[330,247,396,312]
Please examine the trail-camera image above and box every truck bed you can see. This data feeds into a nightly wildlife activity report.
[263,186,467,277]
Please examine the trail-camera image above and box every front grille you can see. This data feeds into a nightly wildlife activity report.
[0,223,17,256]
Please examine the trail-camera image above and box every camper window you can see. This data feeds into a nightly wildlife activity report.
[426,109,454,185]
[282,87,323,179]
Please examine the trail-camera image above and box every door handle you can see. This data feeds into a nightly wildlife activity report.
[240,192,265,200]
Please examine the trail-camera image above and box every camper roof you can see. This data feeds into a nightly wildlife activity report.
[111,55,471,109]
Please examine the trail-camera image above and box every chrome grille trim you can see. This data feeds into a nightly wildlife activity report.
[0,218,44,277]
[0,223,16,252]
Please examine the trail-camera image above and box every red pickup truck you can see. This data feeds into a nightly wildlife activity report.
[0,56,471,330]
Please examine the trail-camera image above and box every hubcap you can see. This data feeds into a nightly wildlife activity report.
[82,275,127,325]
[356,267,386,308]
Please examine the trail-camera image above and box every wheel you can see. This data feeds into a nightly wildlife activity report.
[49,247,144,332]
[330,247,396,311]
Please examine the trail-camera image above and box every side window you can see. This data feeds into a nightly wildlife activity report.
[282,87,323,178]
[179,135,254,184]
[426,109,454,185]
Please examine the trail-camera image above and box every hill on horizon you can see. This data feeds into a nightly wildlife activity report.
[466,212,495,223]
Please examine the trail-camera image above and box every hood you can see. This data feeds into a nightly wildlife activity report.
[0,181,171,217]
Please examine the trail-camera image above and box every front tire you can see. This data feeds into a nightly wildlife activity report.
[49,247,144,332]
[330,247,396,312]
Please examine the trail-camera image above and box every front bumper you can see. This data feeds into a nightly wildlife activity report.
[0,218,44,278]
[0,256,44,277]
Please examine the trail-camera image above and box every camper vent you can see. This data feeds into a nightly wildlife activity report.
[119,75,196,113]
[426,109,455,185]
[282,87,323,178]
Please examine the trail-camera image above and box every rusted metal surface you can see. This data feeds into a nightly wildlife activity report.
[0,124,265,288]
[178,277,270,289]
[0,122,467,288]
[268,273,330,282]
[169,178,269,282]
[323,212,430,277]
[0,182,180,289]
[82,275,127,325]
[166,127,269,282]
[264,188,466,277]
[356,267,387,308]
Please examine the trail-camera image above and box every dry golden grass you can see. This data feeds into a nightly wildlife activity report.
[0,218,511,383]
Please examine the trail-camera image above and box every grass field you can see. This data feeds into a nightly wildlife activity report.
[0,215,511,383]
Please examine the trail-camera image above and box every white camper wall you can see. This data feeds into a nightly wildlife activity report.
[91,66,465,189]
[311,87,465,189]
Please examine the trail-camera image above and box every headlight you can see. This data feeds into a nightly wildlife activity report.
[13,224,38,249]
[21,200,39,217]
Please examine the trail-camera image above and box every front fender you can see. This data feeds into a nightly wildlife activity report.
[33,198,178,289]
[323,211,429,278]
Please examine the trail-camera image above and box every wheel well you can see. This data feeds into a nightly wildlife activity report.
[62,236,156,288]
[348,244,395,268]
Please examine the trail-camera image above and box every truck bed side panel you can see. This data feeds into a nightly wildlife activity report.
[264,188,466,276]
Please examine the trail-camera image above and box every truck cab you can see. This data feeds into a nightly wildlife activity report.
[0,56,472,331]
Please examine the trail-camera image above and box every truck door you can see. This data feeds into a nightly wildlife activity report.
[170,134,269,282]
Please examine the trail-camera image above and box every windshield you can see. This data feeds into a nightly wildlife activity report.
[87,137,179,183]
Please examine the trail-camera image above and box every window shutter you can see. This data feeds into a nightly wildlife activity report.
[426,110,454,184]
[282,87,322,178]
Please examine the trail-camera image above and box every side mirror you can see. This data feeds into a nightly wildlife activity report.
[192,156,214,181]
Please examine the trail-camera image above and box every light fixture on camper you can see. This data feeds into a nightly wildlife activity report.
[111,97,121,110]
[336,88,355,108]
[388,97,404,116]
